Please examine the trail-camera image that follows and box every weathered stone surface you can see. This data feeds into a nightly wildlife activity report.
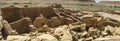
[71,24,86,32]
[81,11,92,15]
[50,17,61,27]
[101,31,108,37]
[53,26,72,41]
[73,33,81,41]
[22,7,58,21]
[96,12,120,22]
[32,34,58,41]
[0,16,3,35]
[33,17,49,28]
[103,21,120,27]
[84,37,93,41]
[59,16,65,25]
[37,24,51,33]
[82,17,94,27]
[10,17,32,34]
[112,11,120,15]
[81,31,90,38]
[78,38,85,41]
[104,25,115,35]
[95,17,104,27]
[23,7,39,21]
[29,25,37,32]
[1,7,23,23]
[64,18,73,25]
[54,27,64,37]
[96,26,105,31]
[2,20,18,35]
[94,36,120,41]
[51,4,63,8]
[1,6,58,22]
[38,7,57,18]
[83,16,104,27]
[113,27,120,35]
[88,27,100,39]
[0,36,2,40]
[3,35,30,41]
[1,5,120,41]
[59,30,72,41]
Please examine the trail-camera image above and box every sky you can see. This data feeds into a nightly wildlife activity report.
[95,0,120,3]
[95,0,102,3]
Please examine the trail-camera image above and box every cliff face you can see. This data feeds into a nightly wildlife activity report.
[100,1,120,4]
[79,0,95,2]
[0,0,95,2]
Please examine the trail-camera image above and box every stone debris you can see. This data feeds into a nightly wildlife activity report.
[2,35,30,41]
[32,34,58,41]
[82,16,104,27]
[37,24,52,33]
[114,27,120,35]
[0,16,3,35]
[70,24,86,32]
[101,31,108,37]
[88,27,100,39]
[84,37,93,41]
[112,11,120,15]
[1,20,18,35]
[53,27,64,37]
[1,4,120,41]
[94,36,120,41]
[104,25,115,35]
[81,31,90,38]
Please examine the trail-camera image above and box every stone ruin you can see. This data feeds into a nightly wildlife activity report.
[1,4,75,35]
[1,4,120,41]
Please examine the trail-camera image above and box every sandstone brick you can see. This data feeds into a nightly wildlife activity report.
[64,18,73,25]
[1,7,23,23]
[1,20,18,35]
[10,17,32,34]
[33,17,49,28]
[50,17,61,27]
[23,7,39,21]
[38,7,57,18]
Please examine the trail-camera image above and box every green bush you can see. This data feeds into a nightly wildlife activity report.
[14,2,19,4]
[118,6,120,8]
[109,6,113,8]
[114,6,118,8]
[24,2,32,4]
[90,4,94,6]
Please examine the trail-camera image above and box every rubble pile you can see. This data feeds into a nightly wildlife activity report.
[0,4,120,41]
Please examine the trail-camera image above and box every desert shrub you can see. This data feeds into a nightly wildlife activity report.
[14,2,19,4]
[80,4,87,6]
[114,6,118,8]
[3,2,7,4]
[24,2,32,4]
[118,6,120,8]
[90,4,94,6]
[109,6,113,8]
